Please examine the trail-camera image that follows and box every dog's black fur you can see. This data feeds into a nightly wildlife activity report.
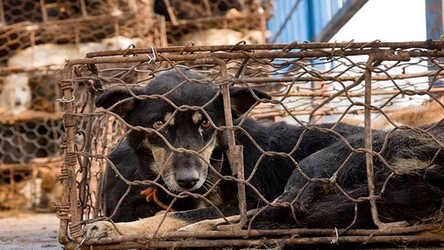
[83,68,444,241]
[96,68,364,223]
[255,124,444,229]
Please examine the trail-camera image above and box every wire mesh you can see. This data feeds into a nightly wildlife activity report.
[60,41,444,249]
[158,0,271,46]
[0,0,166,65]
[0,117,63,210]
[0,0,168,212]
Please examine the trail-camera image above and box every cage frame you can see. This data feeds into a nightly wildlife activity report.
[59,40,444,249]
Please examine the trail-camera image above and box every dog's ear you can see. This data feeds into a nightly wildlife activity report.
[229,87,271,118]
[96,87,143,118]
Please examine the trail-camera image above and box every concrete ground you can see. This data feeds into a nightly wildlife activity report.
[0,211,62,250]
[0,211,442,250]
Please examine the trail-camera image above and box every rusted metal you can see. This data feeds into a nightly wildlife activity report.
[58,41,444,249]
[214,56,248,230]
[61,48,444,76]
[83,235,443,249]
[84,40,444,57]
[0,2,166,64]
[81,224,441,243]
[58,64,76,245]
[364,54,381,228]
[79,223,444,248]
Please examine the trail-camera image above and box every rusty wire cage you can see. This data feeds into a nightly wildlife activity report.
[0,107,64,211]
[158,0,271,45]
[0,0,167,211]
[59,41,444,249]
[0,0,167,65]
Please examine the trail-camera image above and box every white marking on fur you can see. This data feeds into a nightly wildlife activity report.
[390,158,434,174]
[5,36,135,114]
[143,129,218,192]
[175,28,268,46]
[164,112,175,125]
[192,112,202,124]
[164,137,217,192]
[200,136,217,164]
[0,73,32,115]
[143,138,166,174]
[8,36,135,68]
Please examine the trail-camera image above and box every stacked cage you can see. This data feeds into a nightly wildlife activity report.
[0,0,166,211]
[59,42,444,249]
[155,0,271,46]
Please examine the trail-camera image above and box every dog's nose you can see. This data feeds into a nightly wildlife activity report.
[175,170,199,189]
[15,99,22,106]
[177,178,198,189]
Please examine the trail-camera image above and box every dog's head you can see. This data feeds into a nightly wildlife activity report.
[96,68,270,192]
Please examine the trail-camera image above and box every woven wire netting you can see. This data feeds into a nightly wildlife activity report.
[0,0,168,212]
[59,41,444,249]
[0,117,63,210]
[0,0,165,65]
[0,118,63,164]
[158,0,271,45]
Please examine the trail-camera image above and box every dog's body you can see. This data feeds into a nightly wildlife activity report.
[83,69,444,241]
[103,119,363,222]
[83,69,364,238]
[253,124,444,229]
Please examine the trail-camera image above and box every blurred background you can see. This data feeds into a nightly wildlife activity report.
[0,1,443,248]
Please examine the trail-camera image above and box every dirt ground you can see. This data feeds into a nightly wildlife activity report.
[0,211,62,250]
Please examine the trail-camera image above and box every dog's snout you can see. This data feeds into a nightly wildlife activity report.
[175,170,199,189]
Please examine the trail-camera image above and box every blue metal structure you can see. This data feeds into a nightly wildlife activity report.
[267,0,368,43]
[426,0,443,39]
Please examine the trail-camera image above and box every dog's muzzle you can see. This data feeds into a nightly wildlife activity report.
[160,152,209,192]
[174,168,200,189]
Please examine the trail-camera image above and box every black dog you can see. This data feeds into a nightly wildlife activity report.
[252,123,444,230]
[83,68,363,237]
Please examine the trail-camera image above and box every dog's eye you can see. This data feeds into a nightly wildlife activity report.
[153,121,164,129]
[200,120,211,129]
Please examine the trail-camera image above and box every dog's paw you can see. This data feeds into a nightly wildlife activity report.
[82,221,120,240]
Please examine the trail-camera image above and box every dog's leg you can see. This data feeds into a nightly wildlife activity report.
[82,212,192,239]
[82,205,238,239]
[178,215,242,232]
[178,209,260,232]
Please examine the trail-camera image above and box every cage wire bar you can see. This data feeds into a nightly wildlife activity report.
[159,0,272,46]
[0,0,166,64]
[0,0,167,211]
[59,40,444,249]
